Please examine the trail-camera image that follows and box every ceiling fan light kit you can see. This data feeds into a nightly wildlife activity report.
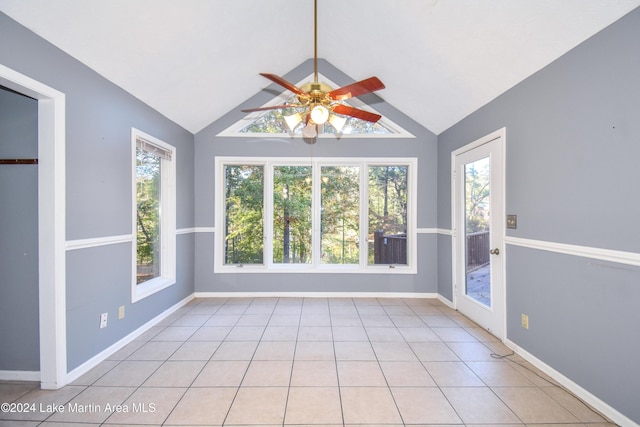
[284,113,304,132]
[310,104,329,124]
[241,0,386,140]
[328,114,347,133]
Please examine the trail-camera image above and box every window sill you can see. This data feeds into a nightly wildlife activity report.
[215,265,416,275]
[132,276,176,303]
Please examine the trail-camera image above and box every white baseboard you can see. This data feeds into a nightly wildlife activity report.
[505,339,638,427]
[194,291,438,299]
[0,370,40,382]
[64,294,194,385]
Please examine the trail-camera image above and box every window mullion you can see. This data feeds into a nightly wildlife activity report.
[360,161,369,268]
[165,151,176,278]
[264,162,274,267]
[312,160,322,267]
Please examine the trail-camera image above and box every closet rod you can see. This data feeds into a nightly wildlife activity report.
[0,159,38,165]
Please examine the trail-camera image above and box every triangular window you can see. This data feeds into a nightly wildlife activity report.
[218,74,414,139]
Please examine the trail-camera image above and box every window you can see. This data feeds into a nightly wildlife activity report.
[224,164,264,264]
[215,157,416,273]
[321,166,360,264]
[368,166,408,265]
[273,166,312,264]
[132,128,176,301]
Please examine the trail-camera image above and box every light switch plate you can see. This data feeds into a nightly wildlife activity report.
[99,312,108,328]
[507,215,517,229]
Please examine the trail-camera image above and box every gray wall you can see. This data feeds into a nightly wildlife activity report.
[194,59,439,294]
[437,7,640,423]
[0,87,39,371]
[0,12,196,372]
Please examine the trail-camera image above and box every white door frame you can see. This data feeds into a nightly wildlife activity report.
[0,64,67,389]
[451,127,506,340]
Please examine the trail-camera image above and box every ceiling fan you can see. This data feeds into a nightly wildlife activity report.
[241,0,386,138]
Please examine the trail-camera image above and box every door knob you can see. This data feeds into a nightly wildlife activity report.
[490,248,500,255]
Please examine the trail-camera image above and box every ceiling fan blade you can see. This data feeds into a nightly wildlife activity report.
[260,73,308,96]
[241,104,297,113]
[332,104,382,123]
[328,77,385,101]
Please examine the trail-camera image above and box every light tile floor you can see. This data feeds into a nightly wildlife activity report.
[0,297,615,426]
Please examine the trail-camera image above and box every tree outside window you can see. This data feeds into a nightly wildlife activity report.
[368,166,408,265]
[132,129,176,301]
[321,166,360,264]
[273,166,312,264]
[217,158,415,272]
[136,148,162,283]
[224,165,264,264]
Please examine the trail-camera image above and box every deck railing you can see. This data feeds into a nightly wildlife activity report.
[373,231,407,264]
[466,230,490,272]
[372,230,490,269]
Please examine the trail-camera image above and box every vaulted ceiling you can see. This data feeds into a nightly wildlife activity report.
[1,0,639,134]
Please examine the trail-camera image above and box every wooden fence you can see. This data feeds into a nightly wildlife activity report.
[373,231,407,264]
[373,230,490,268]
[466,230,490,271]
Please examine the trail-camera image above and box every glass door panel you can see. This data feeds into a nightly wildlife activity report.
[453,129,505,340]
[464,157,491,307]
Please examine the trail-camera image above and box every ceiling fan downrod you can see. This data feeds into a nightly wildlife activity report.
[313,0,319,84]
[240,0,386,129]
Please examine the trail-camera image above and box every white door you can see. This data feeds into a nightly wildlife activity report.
[452,129,505,339]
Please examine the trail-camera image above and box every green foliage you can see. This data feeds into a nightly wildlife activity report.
[136,149,161,282]
[368,166,408,264]
[240,108,298,134]
[225,165,264,264]
[223,162,411,266]
[465,158,490,233]
[273,166,312,263]
[321,166,360,264]
[368,166,408,234]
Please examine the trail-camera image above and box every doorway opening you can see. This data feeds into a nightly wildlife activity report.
[0,64,66,389]
[0,85,39,378]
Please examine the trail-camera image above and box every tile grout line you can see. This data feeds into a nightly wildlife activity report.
[219,296,267,427]
[435,306,577,425]
[280,296,304,427]
[59,307,199,426]
[4,296,617,427]
[328,297,349,427]
[111,301,201,425]
[368,297,407,426]
[422,303,513,426]
[157,298,226,426]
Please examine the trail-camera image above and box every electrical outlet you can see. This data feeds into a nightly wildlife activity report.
[521,313,529,330]
[118,305,125,320]
[99,312,108,328]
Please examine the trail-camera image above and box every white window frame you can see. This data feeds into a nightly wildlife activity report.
[214,156,417,274]
[131,128,176,302]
